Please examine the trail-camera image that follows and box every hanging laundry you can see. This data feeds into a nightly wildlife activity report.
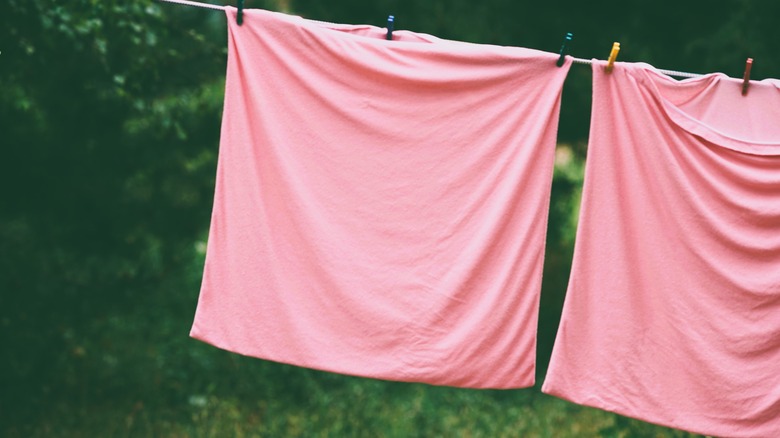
[189,8,571,388]
[543,61,780,436]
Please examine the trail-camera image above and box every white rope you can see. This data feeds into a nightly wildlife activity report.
[571,56,702,79]
[155,0,705,79]
[652,68,702,79]
[157,0,226,11]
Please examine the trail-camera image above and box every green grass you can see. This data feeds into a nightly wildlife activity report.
[2,269,699,437]
[1,156,702,437]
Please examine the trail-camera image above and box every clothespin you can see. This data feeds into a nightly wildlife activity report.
[386,15,395,40]
[237,0,244,25]
[605,42,620,73]
[742,58,753,96]
[557,33,573,67]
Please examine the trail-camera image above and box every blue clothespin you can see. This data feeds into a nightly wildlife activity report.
[237,0,244,25]
[557,32,573,67]
[386,15,395,40]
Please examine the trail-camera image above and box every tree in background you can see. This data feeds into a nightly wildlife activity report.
[0,0,227,425]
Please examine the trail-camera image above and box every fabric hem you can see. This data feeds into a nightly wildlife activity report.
[631,64,780,156]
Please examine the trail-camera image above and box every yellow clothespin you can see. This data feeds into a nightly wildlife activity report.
[605,42,620,73]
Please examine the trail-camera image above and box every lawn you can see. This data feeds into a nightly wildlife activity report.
[1,225,699,437]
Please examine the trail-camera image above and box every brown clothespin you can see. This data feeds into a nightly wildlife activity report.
[741,58,753,96]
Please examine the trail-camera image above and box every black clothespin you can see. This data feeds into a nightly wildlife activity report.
[386,15,395,40]
[742,58,753,96]
[557,32,573,67]
[237,0,244,25]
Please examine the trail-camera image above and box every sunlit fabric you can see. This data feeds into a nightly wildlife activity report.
[543,61,780,436]
[190,8,571,388]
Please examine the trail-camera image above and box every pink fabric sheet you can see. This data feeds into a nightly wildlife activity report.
[543,61,780,436]
[190,8,571,388]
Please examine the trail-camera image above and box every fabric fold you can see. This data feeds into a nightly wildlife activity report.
[542,61,780,436]
[191,8,571,388]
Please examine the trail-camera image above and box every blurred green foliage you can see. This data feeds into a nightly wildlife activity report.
[1,0,777,436]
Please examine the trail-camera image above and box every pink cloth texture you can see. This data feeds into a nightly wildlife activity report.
[190,8,571,388]
[542,61,780,436]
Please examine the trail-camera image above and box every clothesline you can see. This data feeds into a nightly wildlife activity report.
[157,0,703,79]
[569,57,700,78]
[160,0,226,11]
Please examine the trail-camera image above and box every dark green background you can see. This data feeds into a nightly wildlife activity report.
[2,0,777,435]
